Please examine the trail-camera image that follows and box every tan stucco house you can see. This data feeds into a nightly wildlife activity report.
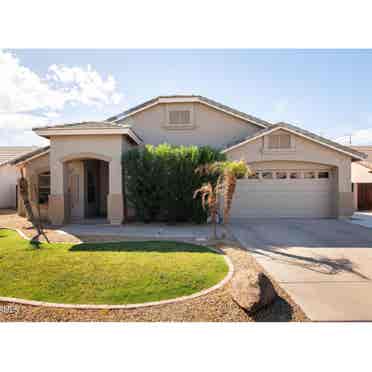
[8,95,366,225]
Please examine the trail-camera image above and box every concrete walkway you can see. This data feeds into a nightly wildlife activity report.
[230,219,372,321]
[57,223,227,241]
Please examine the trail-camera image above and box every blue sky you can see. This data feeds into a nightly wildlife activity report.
[1,49,372,146]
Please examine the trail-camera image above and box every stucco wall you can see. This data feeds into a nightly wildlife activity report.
[226,131,354,217]
[50,135,123,195]
[0,165,19,208]
[352,162,372,183]
[118,102,261,148]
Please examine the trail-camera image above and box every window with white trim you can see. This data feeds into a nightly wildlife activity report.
[169,110,191,125]
[268,134,291,149]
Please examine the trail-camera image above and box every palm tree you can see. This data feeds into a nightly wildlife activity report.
[19,169,50,245]
[221,160,252,224]
[194,160,251,231]
[193,181,223,239]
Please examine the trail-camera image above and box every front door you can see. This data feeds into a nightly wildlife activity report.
[85,160,99,218]
[67,161,84,221]
[358,183,372,210]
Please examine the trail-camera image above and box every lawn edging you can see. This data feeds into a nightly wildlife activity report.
[0,228,234,310]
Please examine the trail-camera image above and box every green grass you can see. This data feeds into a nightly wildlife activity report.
[0,229,228,305]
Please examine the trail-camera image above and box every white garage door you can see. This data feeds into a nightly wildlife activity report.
[230,169,334,218]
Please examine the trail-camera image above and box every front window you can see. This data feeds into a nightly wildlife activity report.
[38,172,50,204]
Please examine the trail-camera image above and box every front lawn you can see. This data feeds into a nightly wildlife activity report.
[0,229,228,305]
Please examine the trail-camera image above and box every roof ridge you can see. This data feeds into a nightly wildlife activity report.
[33,121,124,131]
[273,122,367,159]
[4,146,50,166]
[222,121,367,160]
[107,95,271,128]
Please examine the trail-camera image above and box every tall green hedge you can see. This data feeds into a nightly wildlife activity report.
[122,144,225,223]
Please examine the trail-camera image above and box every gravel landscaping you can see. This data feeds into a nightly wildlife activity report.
[0,210,308,322]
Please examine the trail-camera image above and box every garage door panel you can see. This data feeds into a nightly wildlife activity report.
[231,171,333,219]
[237,181,331,192]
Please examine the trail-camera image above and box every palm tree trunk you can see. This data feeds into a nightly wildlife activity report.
[19,174,49,244]
[223,173,237,224]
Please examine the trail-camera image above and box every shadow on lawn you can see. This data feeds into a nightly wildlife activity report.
[69,240,223,254]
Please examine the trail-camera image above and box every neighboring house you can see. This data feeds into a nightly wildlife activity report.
[9,95,366,225]
[0,147,38,208]
[351,146,372,211]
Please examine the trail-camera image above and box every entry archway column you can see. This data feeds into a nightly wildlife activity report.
[49,160,69,225]
[107,158,124,225]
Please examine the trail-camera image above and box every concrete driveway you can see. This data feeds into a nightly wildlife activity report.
[230,219,372,321]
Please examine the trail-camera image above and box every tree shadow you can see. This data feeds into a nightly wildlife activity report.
[247,247,370,280]
[69,240,223,254]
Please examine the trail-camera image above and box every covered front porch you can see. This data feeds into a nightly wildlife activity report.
[31,121,142,226]
[49,152,124,226]
[64,158,110,223]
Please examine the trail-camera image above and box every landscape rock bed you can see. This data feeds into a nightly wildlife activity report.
[0,228,308,321]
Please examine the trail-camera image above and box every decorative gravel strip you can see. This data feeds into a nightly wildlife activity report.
[0,210,81,243]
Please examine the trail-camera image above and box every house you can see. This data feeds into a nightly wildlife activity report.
[0,147,38,209]
[351,146,372,211]
[9,95,366,225]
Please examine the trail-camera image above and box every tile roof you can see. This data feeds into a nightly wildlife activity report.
[222,122,367,160]
[33,121,128,130]
[107,95,271,128]
[0,146,39,166]
[6,146,50,166]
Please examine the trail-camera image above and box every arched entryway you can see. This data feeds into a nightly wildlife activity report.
[65,158,109,222]
[48,152,124,225]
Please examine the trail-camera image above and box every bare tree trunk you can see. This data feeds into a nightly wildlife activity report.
[18,170,49,245]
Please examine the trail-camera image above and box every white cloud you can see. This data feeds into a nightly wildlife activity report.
[0,50,123,146]
[47,64,123,106]
[0,113,50,129]
[335,128,372,146]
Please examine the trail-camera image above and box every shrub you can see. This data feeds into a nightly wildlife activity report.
[122,144,225,223]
